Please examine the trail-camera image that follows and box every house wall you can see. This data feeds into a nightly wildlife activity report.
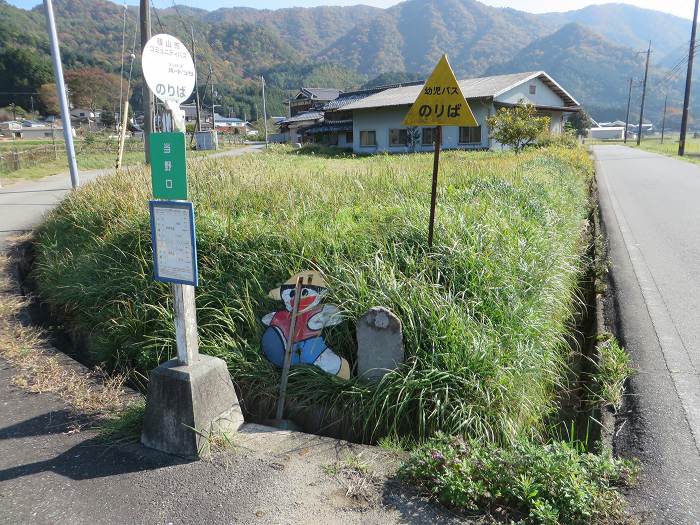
[495,76,564,108]
[351,99,492,154]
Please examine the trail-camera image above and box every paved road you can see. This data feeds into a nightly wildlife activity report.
[595,145,700,523]
[0,144,263,251]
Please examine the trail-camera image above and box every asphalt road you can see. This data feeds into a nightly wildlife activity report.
[594,145,700,523]
[0,144,263,251]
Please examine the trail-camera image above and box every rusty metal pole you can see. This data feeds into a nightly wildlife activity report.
[427,125,442,248]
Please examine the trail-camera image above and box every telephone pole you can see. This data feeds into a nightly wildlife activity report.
[661,94,668,144]
[679,0,699,156]
[140,0,153,164]
[190,26,202,133]
[637,41,651,146]
[624,77,633,144]
[209,63,215,130]
[261,76,269,148]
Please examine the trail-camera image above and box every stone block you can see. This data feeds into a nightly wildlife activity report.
[356,306,404,382]
[141,354,244,458]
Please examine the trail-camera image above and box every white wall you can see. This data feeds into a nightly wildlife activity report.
[496,76,565,108]
[351,99,492,154]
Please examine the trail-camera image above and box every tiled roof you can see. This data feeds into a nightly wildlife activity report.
[278,111,324,125]
[340,71,579,111]
[300,88,342,101]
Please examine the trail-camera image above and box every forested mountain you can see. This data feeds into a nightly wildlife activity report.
[0,0,695,124]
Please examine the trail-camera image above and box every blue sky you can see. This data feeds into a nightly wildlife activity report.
[8,0,695,20]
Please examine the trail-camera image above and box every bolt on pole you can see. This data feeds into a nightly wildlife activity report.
[43,0,79,189]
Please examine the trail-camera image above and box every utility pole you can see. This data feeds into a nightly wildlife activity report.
[624,77,633,144]
[679,0,699,156]
[209,64,215,131]
[140,0,153,164]
[661,94,668,144]
[43,0,79,189]
[637,41,651,146]
[190,26,202,133]
[261,75,269,148]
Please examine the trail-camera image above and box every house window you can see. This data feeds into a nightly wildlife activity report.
[360,130,376,147]
[459,126,482,144]
[79,112,85,117]
[422,127,438,146]
[345,131,353,143]
[529,84,536,95]
[389,128,408,146]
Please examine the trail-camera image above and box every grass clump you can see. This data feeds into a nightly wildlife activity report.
[401,433,638,524]
[592,333,633,411]
[31,145,592,444]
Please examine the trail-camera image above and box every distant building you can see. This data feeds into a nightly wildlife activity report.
[319,71,579,154]
[277,111,324,143]
[288,88,342,117]
[588,127,626,140]
[70,108,100,122]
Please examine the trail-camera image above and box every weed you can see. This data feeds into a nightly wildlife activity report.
[591,334,633,411]
[401,433,639,524]
[96,400,145,444]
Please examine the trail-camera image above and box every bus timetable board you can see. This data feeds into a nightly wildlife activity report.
[149,200,198,287]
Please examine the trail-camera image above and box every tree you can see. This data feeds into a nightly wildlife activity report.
[64,68,121,114]
[565,109,593,136]
[486,103,550,153]
[0,45,53,109]
[100,110,116,128]
[38,83,60,115]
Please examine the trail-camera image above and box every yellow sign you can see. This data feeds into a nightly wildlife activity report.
[403,55,478,127]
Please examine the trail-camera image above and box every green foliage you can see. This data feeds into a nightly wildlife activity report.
[31,145,592,445]
[566,110,593,137]
[362,71,424,89]
[536,132,579,149]
[401,433,638,524]
[487,104,551,153]
[0,45,53,109]
[100,110,116,128]
[592,334,633,411]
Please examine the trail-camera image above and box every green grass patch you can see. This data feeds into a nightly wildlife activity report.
[401,433,638,524]
[31,145,593,444]
[95,399,145,444]
[592,333,633,411]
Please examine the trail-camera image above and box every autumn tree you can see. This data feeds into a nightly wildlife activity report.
[38,83,60,115]
[65,68,121,114]
[486,103,550,153]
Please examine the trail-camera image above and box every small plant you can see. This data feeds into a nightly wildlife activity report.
[96,400,145,444]
[592,334,633,411]
[401,433,638,524]
[486,102,550,153]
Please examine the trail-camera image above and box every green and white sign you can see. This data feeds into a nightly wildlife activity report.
[150,132,187,200]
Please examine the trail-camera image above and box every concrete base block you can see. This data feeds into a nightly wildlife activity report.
[141,355,244,458]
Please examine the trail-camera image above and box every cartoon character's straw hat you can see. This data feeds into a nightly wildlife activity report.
[268,270,328,300]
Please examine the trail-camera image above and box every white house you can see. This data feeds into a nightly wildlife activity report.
[332,71,579,154]
[588,127,626,140]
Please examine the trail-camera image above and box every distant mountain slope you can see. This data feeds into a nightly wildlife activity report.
[541,3,689,60]
[486,23,681,122]
[318,0,553,77]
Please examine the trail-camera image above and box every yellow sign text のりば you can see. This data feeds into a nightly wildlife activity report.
[403,55,478,127]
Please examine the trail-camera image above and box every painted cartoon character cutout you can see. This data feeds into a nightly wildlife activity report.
[261,271,350,380]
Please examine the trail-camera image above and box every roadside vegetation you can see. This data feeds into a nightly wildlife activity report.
[28,143,637,521]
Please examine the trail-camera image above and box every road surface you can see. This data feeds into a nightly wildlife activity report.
[595,145,700,523]
[0,144,263,251]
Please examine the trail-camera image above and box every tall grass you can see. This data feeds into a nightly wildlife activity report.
[31,145,593,444]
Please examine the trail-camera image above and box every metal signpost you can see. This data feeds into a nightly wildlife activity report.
[403,54,477,248]
[142,33,199,366]
[140,33,245,457]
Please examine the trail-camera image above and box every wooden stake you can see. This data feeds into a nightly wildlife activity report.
[428,125,442,248]
[275,276,303,421]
